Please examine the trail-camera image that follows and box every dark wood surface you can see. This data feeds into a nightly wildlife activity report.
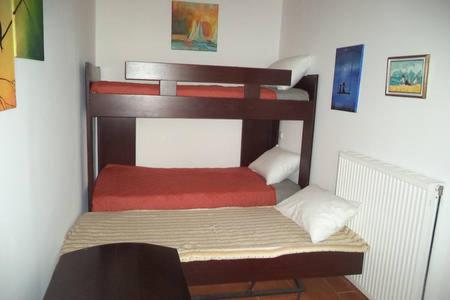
[89,94,314,120]
[85,62,318,210]
[126,61,292,86]
[296,75,318,187]
[182,252,363,286]
[97,117,136,171]
[240,120,279,167]
[44,243,191,300]
[240,81,279,168]
[85,63,101,208]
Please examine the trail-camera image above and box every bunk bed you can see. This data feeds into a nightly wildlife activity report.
[82,61,366,286]
[86,61,318,212]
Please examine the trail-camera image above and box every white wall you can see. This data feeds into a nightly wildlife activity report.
[96,0,283,167]
[0,0,95,299]
[279,0,450,299]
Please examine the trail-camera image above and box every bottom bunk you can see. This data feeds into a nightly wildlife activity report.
[62,206,368,285]
[92,164,301,211]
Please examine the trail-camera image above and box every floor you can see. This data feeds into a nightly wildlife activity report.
[189,276,368,300]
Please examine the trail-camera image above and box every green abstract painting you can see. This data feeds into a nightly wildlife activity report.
[13,0,44,60]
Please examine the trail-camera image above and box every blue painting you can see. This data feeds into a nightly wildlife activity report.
[331,45,364,112]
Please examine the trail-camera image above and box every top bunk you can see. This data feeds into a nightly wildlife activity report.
[85,61,318,121]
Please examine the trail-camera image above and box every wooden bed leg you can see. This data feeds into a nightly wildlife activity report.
[248,281,256,291]
[293,279,304,300]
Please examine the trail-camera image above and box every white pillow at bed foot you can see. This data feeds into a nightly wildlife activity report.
[276,184,360,243]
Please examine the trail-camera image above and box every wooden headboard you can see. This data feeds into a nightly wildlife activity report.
[85,62,318,210]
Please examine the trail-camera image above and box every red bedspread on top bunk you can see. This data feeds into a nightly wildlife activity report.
[90,81,278,99]
[93,164,276,212]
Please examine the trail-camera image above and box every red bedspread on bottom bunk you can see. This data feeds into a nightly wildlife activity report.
[93,165,276,212]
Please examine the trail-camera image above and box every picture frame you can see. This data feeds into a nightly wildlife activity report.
[385,54,430,99]
[0,0,16,111]
[171,1,219,52]
[14,0,45,61]
[331,44,365,113]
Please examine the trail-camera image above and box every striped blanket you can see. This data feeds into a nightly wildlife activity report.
[62,206,368,262]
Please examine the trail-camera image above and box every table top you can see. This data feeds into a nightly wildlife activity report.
[44,243,191,300]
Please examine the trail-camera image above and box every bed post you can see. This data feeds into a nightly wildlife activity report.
[85,63,100,211]
[296,75,318,188]
[240,85,280,167]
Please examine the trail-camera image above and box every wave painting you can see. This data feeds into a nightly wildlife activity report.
[172,1,218,52]
[385,55,429,98]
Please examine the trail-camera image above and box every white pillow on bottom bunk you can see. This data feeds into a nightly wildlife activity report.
[249,146,300,185]
[276,185,360,243]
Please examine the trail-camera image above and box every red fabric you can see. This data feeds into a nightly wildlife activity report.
[90,81,277,100]
[90,81,160,95]
[92,165,276,212]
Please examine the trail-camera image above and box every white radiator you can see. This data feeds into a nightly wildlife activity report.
[336,151,443,300]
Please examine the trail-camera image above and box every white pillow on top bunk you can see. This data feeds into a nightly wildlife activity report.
[276,185,360,243]
[269,55,313,90]
[249,146,300,185]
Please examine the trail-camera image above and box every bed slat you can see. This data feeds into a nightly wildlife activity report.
[126,61,292,86]
[89,94,314,120]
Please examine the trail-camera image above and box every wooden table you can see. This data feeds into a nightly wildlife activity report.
[44,243,191,300]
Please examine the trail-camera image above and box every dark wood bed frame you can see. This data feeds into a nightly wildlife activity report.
[85,62,318,206]
[85,61,364,285]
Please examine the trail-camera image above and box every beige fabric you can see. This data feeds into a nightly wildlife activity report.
[62,206,368,262]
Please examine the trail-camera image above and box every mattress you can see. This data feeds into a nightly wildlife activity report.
[93,165,276,212]
[90,81,309,101]
[62,206,369,262]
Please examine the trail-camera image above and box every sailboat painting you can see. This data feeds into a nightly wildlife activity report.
[331,44,365,112]
[171,1,218,52]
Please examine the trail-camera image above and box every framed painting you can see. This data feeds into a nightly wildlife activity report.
[0,0,16,111]
[13,0,44,60]
[385,54,429,99]
[171,1,218,52]
[331,44,364,113]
